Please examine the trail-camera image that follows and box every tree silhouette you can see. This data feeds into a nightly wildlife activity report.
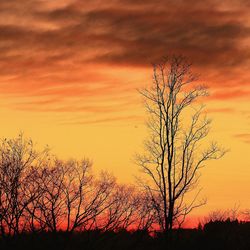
[135,56,226,235]
[0,134,48,235]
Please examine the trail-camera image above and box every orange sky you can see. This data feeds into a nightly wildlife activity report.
[0,0,250,221]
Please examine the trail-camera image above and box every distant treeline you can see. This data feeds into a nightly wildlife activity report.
[1,220,250,250]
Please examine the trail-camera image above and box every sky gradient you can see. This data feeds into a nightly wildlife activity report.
[0,0,250,221]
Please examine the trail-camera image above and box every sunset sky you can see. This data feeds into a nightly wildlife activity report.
[0,0,250,221]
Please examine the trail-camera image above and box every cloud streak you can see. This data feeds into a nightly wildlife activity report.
[234,133,250,144]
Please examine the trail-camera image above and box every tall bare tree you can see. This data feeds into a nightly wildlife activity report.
[136,56,226,234]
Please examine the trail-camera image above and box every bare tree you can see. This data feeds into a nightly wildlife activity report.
[69,170,116,232]
[33,161,67,232]
[132,190,158,232]
[0,134,155,234]
[0,134,48,235]
[23,159,87,233]
[60,159,115,232]
[24,166,48,233]
[135,56,226,235]
[61,159,91,232]
[40,159,116,232]
[95,184,139,232]
[23,157,118,233]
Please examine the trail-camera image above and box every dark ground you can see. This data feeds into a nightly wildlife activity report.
[1,220,250,250]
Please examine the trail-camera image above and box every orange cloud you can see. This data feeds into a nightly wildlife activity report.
[60,115,142,125]
[209,89,250,101]
[206,108,235,113]
[234,133,250,144]
[1,0,250,121]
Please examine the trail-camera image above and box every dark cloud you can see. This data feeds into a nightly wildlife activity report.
[0,0,250,116]
[80,6,250,68]
[1,0,250,67]
[1,1,249,65]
